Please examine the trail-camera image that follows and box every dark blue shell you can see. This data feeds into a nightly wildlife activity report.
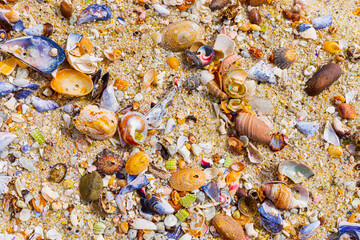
[296,120,319,138]
[298,23,312,32]
[202,181,219,202]
[119,174,149,195]
[141,196,175,215]
[13,20,25,32]
[312,14,332,29]
[258,200,283,234]
[165,226,183,240]
[13,83,40,99]
[0,82,17,97]
[77,4,112,25]
[31,97,59,112]
[299,221,320,239]
[338,222,360,240]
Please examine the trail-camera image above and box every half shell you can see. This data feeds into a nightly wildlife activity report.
[51,69,93,96]
[278,161,314,183]
[169,168,206,191]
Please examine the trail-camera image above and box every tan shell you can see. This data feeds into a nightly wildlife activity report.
[169,168,206,191]
[73,105,118,140]
[207,81,229,101]
[60,0,73,19]
[125,152,150,175]
[211,214,246,240]
[161,21,204,51]
[223,69,247,98]
[51,69,93,96]
[235,112,271,143]
[0,6,19,23]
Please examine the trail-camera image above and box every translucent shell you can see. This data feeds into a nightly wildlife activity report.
[223,68,247,98]
[73,105,118,140]
[141,69,157,92]
[235,112,272,144]
[49,163,67,183]
[51,69,93,96]
[125,151,150,175]
[238,196,257,217]
[169,168,206,191]
[0,5,19,23]
[160,21,204,51]
[273,48,297,69]
[77,4,111,25]
[119,112,148,145]
[278,161,314,183]
[0,36,65,74]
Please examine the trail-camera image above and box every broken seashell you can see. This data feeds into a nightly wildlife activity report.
[273,48,296,69]
[219,54,241,74]
[24,23,54,37]
[332,117,352,138]
[213,34,235,59]
[235,112,272,144]
[247,60,276,84]
[51,69,93,96]
[0,131,17,153]
[278,161,314,184]
[77,4,111,25]
[296,120,319,138]
[298,221,320,239]
[141,69,157,91]
[209,0,231,11]
[0,5,19,23]
[169,168,206,191]
[103,48,122,61]
[141,196,175,215]
[269,133,287,151]
[100,191,116,214]
[202,181,220,202]
[338,103,356,119]
[323,121,340,146]
[119,112,148,145]
[246,142,264,164]
[258,199,283,234]
[228,137,243,154]
[207,80,229,101]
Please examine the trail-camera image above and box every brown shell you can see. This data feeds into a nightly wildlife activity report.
[235,112,271,144]
[273,48,297,69]
[125,151,150,175]
[209,0,231,11]
[94,149,123,175]
[338,103,356,119]
[60,0,73,19]
[249,0,266,6]
[249,8,262,25]
[207,80,229,101]
[211,214,246,240]
[169,168,206,191]
[228,137,243,154]
[305,63,342,96]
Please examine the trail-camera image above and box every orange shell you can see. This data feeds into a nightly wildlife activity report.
[51,69,93,96]
[211,214,246,240]
[169,168,206,191]
[235,112,271,144]
[125,152,150,175]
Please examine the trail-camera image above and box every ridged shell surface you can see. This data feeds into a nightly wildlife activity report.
[169,168,206,191]
[211,214,246,240]
[273,48,296,69]
[235,112,271,143]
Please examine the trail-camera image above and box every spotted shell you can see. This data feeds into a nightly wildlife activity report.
[273,48,296,69]
[169,168,206,191]
[125,151,150,175]
[235,112,272,144]
[160,21,204,51]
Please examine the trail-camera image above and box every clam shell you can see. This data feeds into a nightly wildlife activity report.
[213,34,235,59]
[246,142,264,164]
[77,4,111,25]
[169,168,206,191]
[211,214,246,240]
[119,112,148,145]
[235,112,272,144]
[305,63,342,96]
[238,196,257,217]
[273,48,296,69]
[51,69,93,96]
[125,151,150,175]
[278,161,314,183]
[338,222,360,240]
[160,21,204,51]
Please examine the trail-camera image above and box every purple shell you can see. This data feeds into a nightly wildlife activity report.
[31,97,59,112]
[299,221,320,239]
[296,120,319,137]
[312,14,332,29]
[141,196,175,215]
[0,132,17,153]
[119,174,149,195]
[258,200,283,234]
[77,4,112,25]
[202,181,219,202]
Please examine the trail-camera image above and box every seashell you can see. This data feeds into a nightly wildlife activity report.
[0,36,65,74]
[119,174,149,195]
[77,4,111,25]
[305,63,342,96]
[186,76,200,90]
[297,23,312,32]
[249,8,261,25]
[269,133,287,151]
[60,0,73,19]
[93,222,106,235]
[49,163,67,183]
[249,0,266,6]
[333,117,352,138]
[273,48,296,69]
[115,194,126,214]
[100,191,116,214]
[153,4,170,17]
[312,14,332,29]
[347,45,360,62]
[235,112,272,144]
[94,149,123,175]
[51,69,93,96]
[0,176,11,194]
[119,112,148,145]
[258,200,283,234]
[141,69,157,91]
[238,196,257,217]
[299,26,317,40]
[73,105,118,140]
[219,54,241,74]
[0,5,19,23]
[169,168,206,191]
[201,158,212,168]
[219,190,231,207]
[298,220,320,239]
[41,185,60,202]
[323,41,341,54]
[114,78,130,91]
[207,80,229,100]
[323,121,340,146]
[148,164,169,179]
[328,144,343,158]
[103,48,121,61]
[13,21,24,33]
[141,196,175,215]
[278,161,314,184]
[100,84,120,112]
[91,70,109,99]
[296,120,319,138]
[261,183,309,209]
[160,21,204,51]
[213,34,235,59]
[79,171,103,201]
[167,56,179,70]
[24,23,54,37]
[211,214,246,240]
[31,96,59,112]
[0,29,7,44]
[338,103,356,119]
[31,196,46,213]
[179,193,197,207]
[223,69,247,98]
[185,50,203,68]
[338,222,360,240]
[247,60,276,84]
[129,218,157,230]
[202,181,220,202]
[249,46,263,59]
[196,45,215,66]
[0,81,39,99]
[125,151,150,175]
[228,137,243,154]
[178,0,196,9]
[209,0,231,11]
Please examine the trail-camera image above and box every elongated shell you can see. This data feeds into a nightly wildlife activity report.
[169,168,206,191]
[73,105,118,140]
[261,183,309,209]
[298,221,320,239]
[278,161,314,183]
[235,112,272,144]
[141,196,175,215]
[160,21,204,51]
[0,132,17,153]
[51,69,93,96]
[77,4,111,25]
[211,214,246,240]
[119,112,148,145]
[207,81,229,100]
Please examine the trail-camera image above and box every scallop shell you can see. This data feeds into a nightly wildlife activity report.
[235,112,272,144]
[273,48,296,69]
[51,69,93,96]
[73,105,118,140]
[125,151,150,175]
[223,68,247,98]
[169,168,206,191]
[160,21,204,51]
[278,161,314,183]
[211,214,246,240]
[119,112,148,145]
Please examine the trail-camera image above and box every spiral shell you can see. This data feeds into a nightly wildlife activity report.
[235,112,272,144]
[160,21,204,51]
[169,168,206,191]
[219,54,241,74]
[273,48,297,69]
[223,69,247,98]
[73,105,118,140]
[228,137,243,154]
[119,112,148,145]
[207,80,229,100]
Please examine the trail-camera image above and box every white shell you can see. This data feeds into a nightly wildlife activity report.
[0,175,11,194]
[164,214,178,227]
[19,208,31,221]
[41,185,60,202]
[67,54,102,74]
[178,145,191,162]
[100,84,120,113]
[246,142,264,164]
[130,218,158,230]
[199,70,214,85]
[245,223,258,237]
[213,34,235,59]
[153,4,170,16]
[164,118,176,134]
[323,121,340,146]
[299,27,317,40]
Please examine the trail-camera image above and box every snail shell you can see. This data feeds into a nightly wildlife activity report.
[273,48,297,69]
[119,112,148,145]
[207,80,229,101]
[235,112,271,144]
[223,68,247,98]
[160,21,204,51]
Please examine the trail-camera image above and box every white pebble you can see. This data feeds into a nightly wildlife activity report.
[245,223,258,237]
[304,65,316,76]
[19,208,31,221]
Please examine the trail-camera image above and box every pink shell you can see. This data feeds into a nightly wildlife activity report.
[219,54,241,75]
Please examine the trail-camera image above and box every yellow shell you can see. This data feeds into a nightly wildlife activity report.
[51,69,93,96]
[73,105,118,140]
[169,168,206,191]
[161,21,204,51]
[323,41,341,54]
[125,152,150,175]
[167,56,179,70]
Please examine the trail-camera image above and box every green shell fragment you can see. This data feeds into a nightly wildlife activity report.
[165,159,177,170]
[224,157,233,168]
[175,209,189,221]
[179,194,197,207]
[30,129,45,144]
[93,221,106,235]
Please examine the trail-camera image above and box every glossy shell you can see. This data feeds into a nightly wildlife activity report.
[296,120,319,137]
[258,199,283,234]
[169,168,206,191]
[246,142,264,164]
[24,23,54,37]
[338,103,356,119]
[278,161,314,183]
[60,0,73,19]
[125,151,150,175]
[141,69,157,91]
[77,4,111,25]
[94,149,123,175]
[273,48,296,69]
[228,137,243,154]
[160,21,204,51]
[247,60,276,84]
[235,112,272,144]
[202,181,220,202]
[0,36,65,74]
[196,45,215,66]
[0,132,17,153]
[73,105,118,140]
[299,221,320,239]
[223,69,247,98]
[119,112,148,145]
[49,163,67,183]
[119,174,149,195]
[238,196,257,217]
[305,63,342,96]
[51,69,93,96]
[211,214,246,240]
[141,196,175,215]
[338,222,360,240]
[269,133,287,151]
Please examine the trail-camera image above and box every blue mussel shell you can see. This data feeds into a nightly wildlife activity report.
[77,4,112,25]
[258,200,283,234]
[338,222,360,240]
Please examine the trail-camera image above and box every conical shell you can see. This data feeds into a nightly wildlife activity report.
[51,69,93,96]
[235,112,271,143]
[160,21,204,51]
[169,168,206,191]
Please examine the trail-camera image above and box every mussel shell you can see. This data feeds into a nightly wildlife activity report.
[0,36,65,74]
[141,196,175,215]
[298,220,320,239]
[119,112,148,145]
[119,174,149,195]
[51,69,93,96]
[338,222,360,240]
[94,149,123,175]
[258,199,283,234]
[49,163,67,183]
[238,196,257,217]
[77,4,112,25]
[278,161,314,184]
[196,45,215,66]
[91,70,109,99]
[273,48,296,69]
[202,180,220,202]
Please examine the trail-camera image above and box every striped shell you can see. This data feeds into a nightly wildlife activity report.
[273,48,296,69]
[169,168,206,191]
[160,21,204,51]
[219,54,241,74]
[235,112,272,144]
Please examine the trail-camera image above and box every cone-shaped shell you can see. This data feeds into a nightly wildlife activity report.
[235,112,271,143]
[211,214,246,240]
[169,168,206,191]
[51,69,93,96]
[273,48,296,69]
[160,21,204,51]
